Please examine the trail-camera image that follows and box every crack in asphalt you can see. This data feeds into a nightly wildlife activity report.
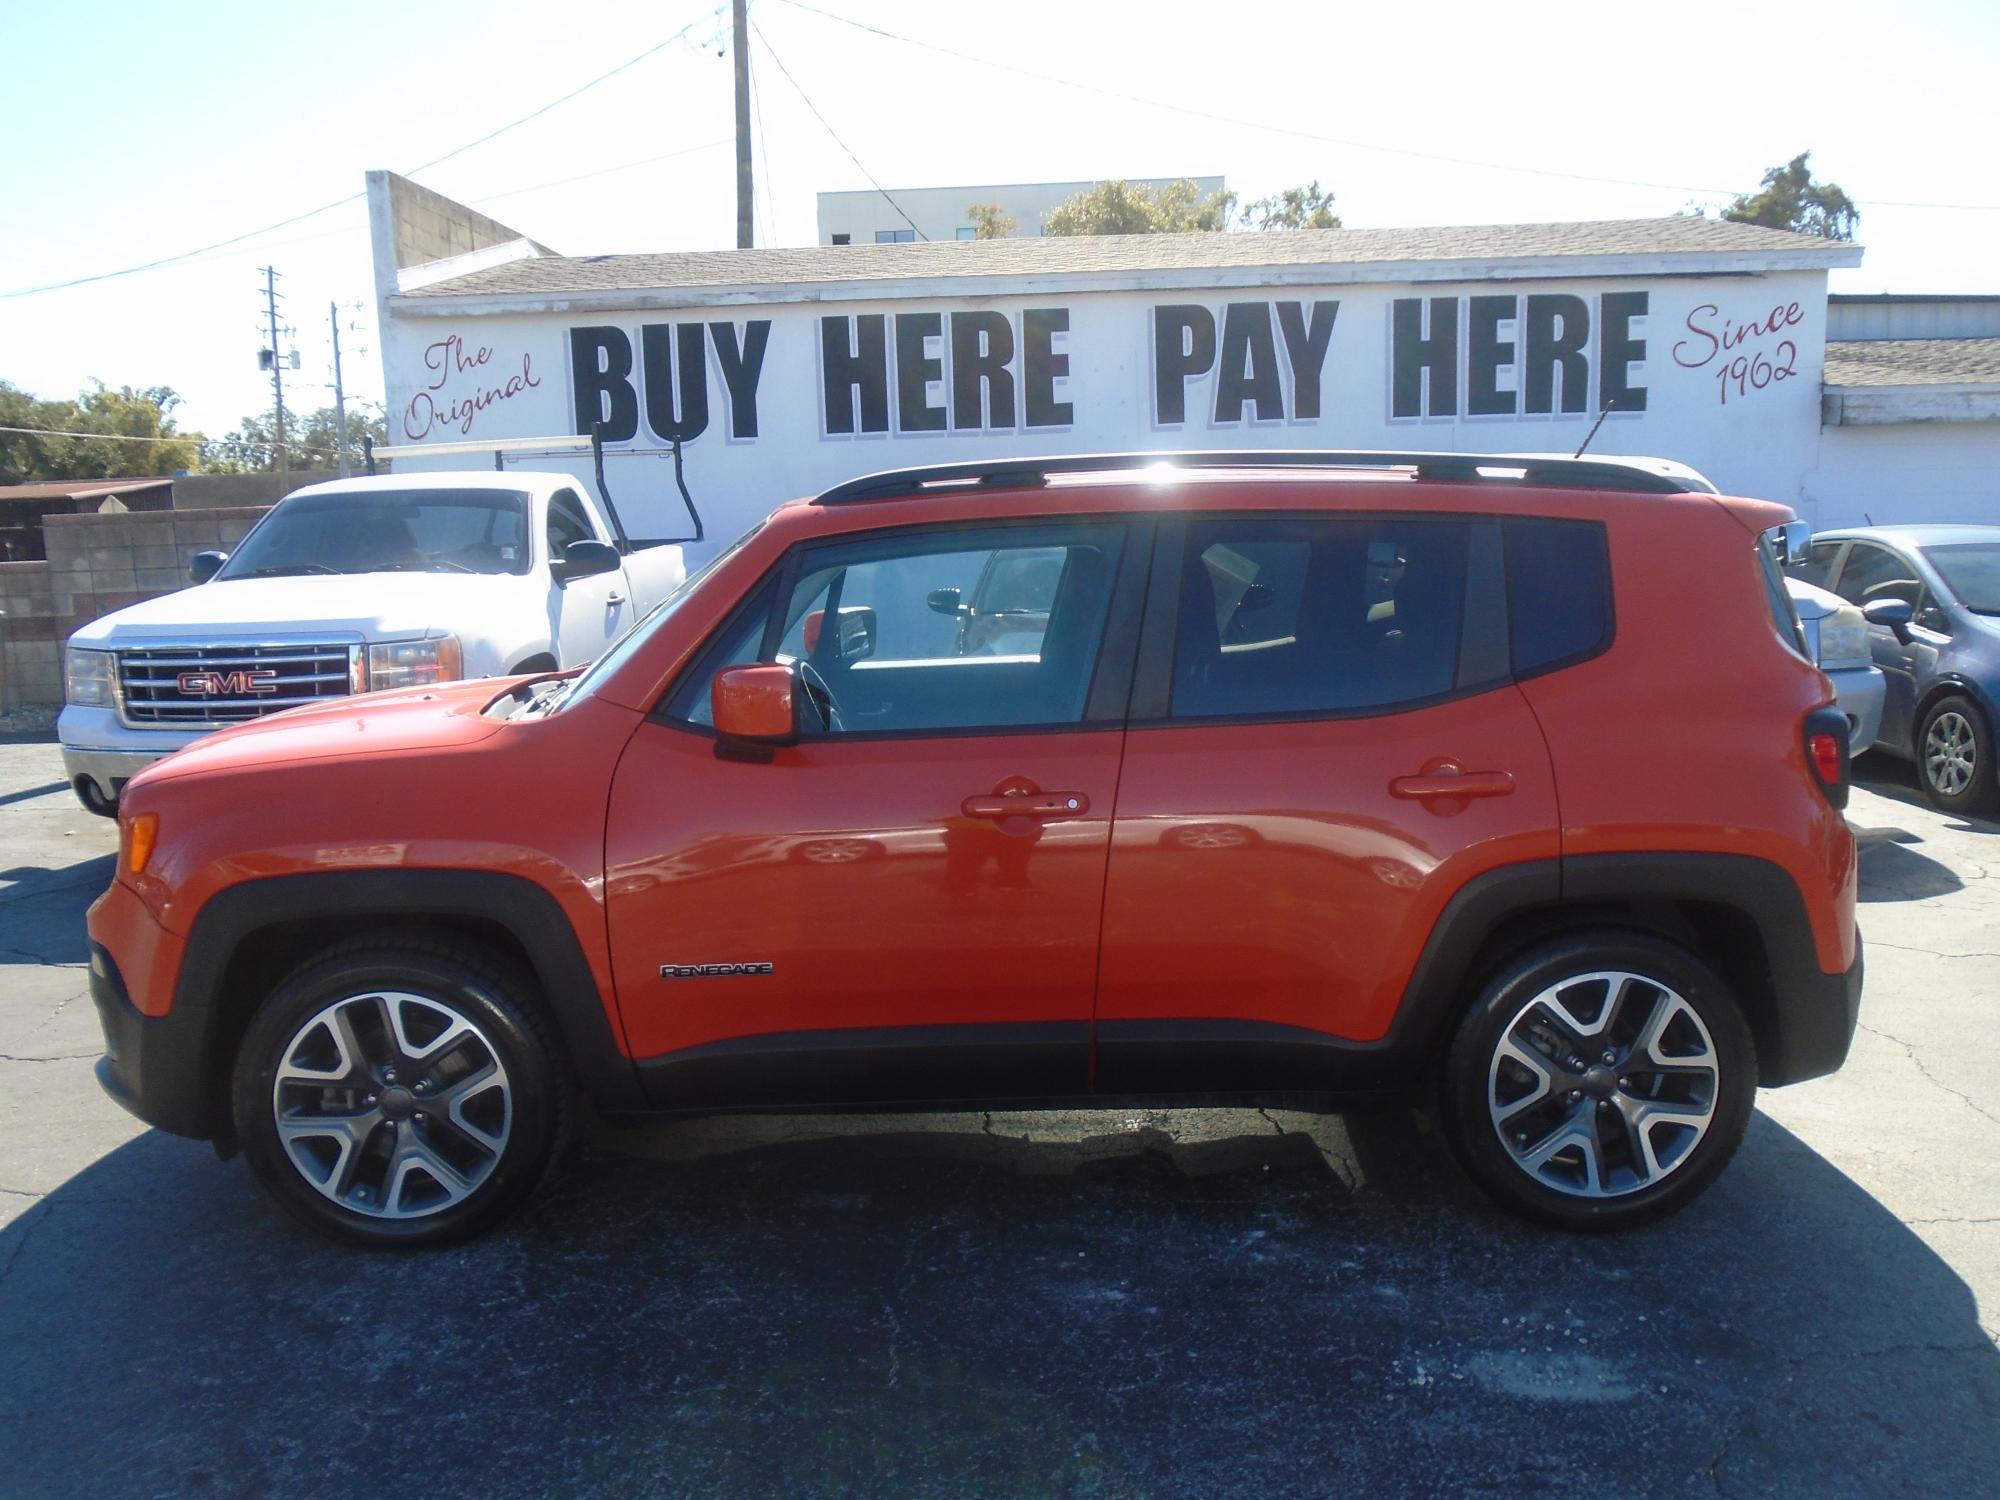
[1901,1216,2000,1227]
[1856,1022,2000,1131]
[0,1052,100,1064]
[0,873,107,911]
[1255,1107,1286,1136]
[1868,939,2000,961]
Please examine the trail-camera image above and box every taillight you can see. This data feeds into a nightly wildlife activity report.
[1804,707,1850,809]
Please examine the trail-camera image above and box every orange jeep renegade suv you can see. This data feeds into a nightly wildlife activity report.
[87,452,1861,1245]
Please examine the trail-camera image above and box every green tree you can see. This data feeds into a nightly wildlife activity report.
[1723,152,1859,241]
[1239,179,1341,231]
[1043,178,1236,236]
[0,381,199,482]
[965,202,1017,239]
[200,404,386,474]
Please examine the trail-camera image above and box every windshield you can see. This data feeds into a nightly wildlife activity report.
[545,521,768,714]
[218,489,531,579]
[1922,543,2000,615]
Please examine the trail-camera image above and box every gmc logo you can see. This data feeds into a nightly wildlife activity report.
[177,669,280,697]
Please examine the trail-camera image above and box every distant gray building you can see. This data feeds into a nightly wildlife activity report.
[815,177,1228,245]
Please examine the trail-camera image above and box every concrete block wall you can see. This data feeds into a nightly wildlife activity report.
[0,505,267,710]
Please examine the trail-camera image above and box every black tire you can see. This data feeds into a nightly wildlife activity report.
[231,937,570,1248]
[1916,694,2000,817]
[1438,931,1756,1233]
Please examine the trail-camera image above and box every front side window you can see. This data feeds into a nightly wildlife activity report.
[669,523,1126,736]
[547,490,598,557]
[221,489,531,578]
[1170,517,1500,720]
[1834,543,1923,608]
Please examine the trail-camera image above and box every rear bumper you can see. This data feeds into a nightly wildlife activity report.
[1764,929,1865,1087]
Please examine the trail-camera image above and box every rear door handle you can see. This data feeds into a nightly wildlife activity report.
[962,792,1090,819]
[1389,769,1514,799]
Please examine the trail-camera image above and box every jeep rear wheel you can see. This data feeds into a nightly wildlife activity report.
[1440,932,1756,1232]
[232,939,568,1247]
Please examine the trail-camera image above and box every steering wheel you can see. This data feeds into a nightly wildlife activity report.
[796,658,844,734]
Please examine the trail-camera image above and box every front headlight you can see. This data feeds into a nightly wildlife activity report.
[1816,604,1870,668]
[66,647,116,707]
[366,635,464,692]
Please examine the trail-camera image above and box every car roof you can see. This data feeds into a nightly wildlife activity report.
[1816,524,2000,550]
[283,469,575,501]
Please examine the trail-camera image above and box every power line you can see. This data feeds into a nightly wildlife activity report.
[770,0,2000,214]
[0,7,725,302]
[0,423,346,460]
[750,15,926,240]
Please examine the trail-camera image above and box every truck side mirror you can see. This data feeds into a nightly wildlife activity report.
[189,550,228,584]
[711,664,798,745]
[553,539,620,585]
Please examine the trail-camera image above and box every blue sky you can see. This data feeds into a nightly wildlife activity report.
[2,0,1994,439]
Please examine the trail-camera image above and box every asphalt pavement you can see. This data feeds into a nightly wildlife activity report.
[0,737,1994,1498]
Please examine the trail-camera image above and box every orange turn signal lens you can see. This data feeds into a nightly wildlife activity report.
[123,811,159,877]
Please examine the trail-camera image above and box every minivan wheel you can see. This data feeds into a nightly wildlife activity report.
[232,939,568,1248]
[1440,932,1756,1232]
[1917,695,2000,817]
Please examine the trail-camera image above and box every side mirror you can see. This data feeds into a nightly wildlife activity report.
[189,549,228,584]
[1774,519,1811,565]
[553,539,620,585]
[801,605,877,661]
[926,587,964,616]
[711,664,798,744]
[1863,597,1915,641]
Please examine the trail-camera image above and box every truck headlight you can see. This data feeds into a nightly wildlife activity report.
[366,636,464,691]
[66,647,117,707]
[1815,604,1870,668]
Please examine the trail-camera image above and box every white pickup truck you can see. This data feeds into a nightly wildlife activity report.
[58,467,685,814]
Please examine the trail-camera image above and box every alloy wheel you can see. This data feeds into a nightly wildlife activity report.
[271,989,513,1220]
[1925,711,1977,797]
[1487,970,1719,1199]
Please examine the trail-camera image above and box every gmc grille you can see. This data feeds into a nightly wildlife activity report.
[117,643,357,726]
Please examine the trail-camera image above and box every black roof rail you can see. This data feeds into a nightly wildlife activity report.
[811,450,1706,505]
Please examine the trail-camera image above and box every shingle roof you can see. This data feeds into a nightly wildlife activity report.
[1824,338,2000,387]
[401,216,1855,301]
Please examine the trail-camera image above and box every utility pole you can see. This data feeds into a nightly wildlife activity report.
[732,0,753,248]
[262,267,288,479]
[329,302,352,479]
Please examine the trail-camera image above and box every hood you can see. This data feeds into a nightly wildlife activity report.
[132,675,510,786]
[70,571,528,644]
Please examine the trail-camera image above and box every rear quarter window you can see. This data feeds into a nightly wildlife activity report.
[1504,518,1613,675]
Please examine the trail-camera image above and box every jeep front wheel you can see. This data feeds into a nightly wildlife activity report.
[232,939,568,1247]
[1440,932,1757,1232]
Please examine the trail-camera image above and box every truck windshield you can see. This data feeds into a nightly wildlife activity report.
[218,489,532,579]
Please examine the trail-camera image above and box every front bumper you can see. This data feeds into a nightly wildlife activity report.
[57,705,206,809]
[89,941,219,1140]
[1824,664,1887,755]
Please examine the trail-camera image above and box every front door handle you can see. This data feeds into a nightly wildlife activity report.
[605,591,627,606]
[962,791,1090,819]
[1389,766,1514,800]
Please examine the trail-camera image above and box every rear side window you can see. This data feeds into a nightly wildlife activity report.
[1787,541,1844,589]
[1504,518,1612,675]
[1169,517,1503,720]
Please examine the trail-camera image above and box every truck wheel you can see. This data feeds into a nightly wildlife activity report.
[1917,695,2000,817]
[1438,932,1756,1232]
[231,938,569,1248]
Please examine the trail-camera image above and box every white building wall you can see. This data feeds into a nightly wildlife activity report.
[381,270,1836,563]
[1808,420,2000,528]
[816,177,1228,244]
